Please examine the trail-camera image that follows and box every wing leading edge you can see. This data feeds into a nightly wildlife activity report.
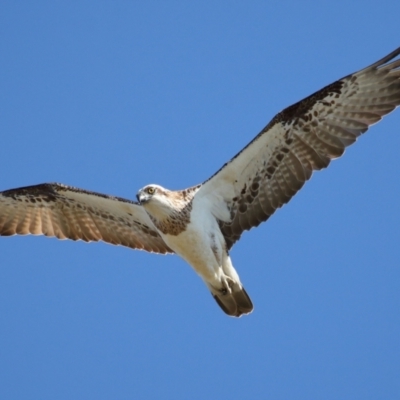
[198,47,400,249]
[0,183,173,254]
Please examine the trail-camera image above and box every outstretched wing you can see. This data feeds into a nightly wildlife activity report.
[0,183,173,254]
[198,47,400,249]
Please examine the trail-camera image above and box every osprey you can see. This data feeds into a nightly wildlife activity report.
[1,48,400,317]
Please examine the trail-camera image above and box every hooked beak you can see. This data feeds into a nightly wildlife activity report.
[136,190,149,205]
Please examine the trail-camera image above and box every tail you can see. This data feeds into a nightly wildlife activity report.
[211,285,253,317]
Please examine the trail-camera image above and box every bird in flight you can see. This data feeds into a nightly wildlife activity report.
[1,47,400,317]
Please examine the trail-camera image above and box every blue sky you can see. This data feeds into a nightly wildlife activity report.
[1,2,400,399]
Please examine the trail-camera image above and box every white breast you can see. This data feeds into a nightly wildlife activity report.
[160,196,224,284]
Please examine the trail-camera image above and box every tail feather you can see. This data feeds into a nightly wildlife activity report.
[212,286,253,317]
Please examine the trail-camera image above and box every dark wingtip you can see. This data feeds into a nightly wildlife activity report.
[367,46,400,70]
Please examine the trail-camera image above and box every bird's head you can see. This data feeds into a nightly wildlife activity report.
[136,184,160,205]
[136,184,175,220]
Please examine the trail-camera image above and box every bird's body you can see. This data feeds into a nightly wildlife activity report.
[139,186,253,315]
[1,47,400,317]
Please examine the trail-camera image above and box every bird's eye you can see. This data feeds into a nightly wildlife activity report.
[147,187,155,195]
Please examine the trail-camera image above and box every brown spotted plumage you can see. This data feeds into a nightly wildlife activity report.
[1,47,400,317]
[0,183,172,254]
[149,200,193,236]
[201,47,400,249]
